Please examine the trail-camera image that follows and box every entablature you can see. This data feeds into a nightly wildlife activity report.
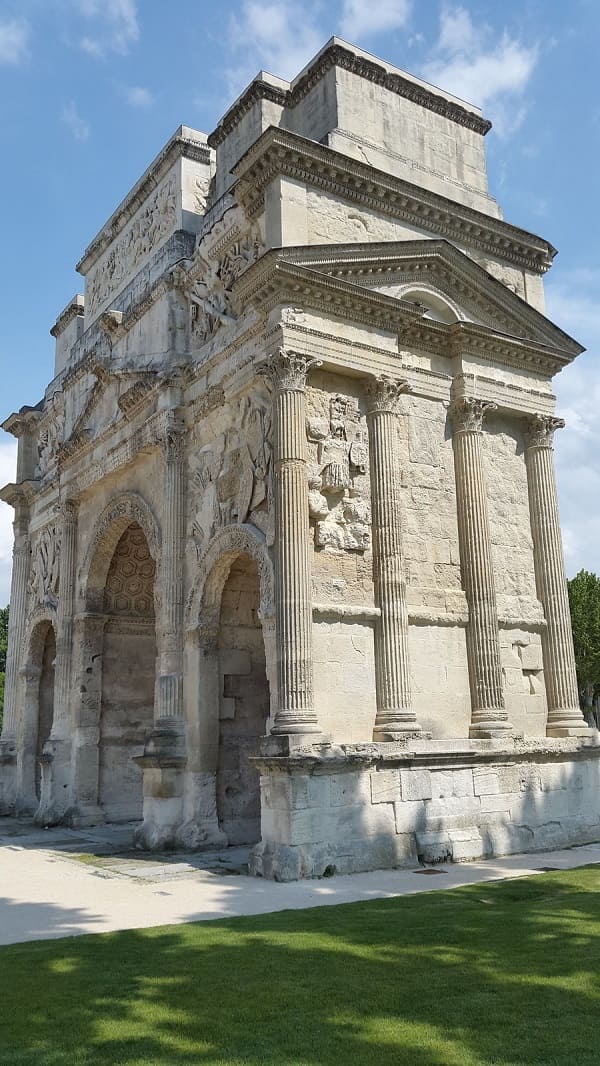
[233,127,557,275]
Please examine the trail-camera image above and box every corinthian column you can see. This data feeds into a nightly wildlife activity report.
[524,415,588,736]
[259,349,320,735]
[1,496,30,758]
[364,375,421,739]
[449,397,512,738]
[156,414,186,728]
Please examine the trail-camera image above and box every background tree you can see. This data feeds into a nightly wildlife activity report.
[567,570,600,727]
[0,604,8,733]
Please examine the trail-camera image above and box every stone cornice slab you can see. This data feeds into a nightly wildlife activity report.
[232,127,557,274]
[209,39,490,147]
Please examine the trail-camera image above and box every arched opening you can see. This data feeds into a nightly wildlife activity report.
[402,287,461,324]
[216,553,270,845]
[99,521,156,822]
[36,625,56,800]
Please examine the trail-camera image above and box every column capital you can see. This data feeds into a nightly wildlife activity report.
[163,414,186,464]
[60,498,78,525]
[258,349,321,392]
[364,375,412,416]
[524,414,565,450]
[449,396,496,434]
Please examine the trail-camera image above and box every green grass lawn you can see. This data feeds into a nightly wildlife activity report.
[1,865,599,1066]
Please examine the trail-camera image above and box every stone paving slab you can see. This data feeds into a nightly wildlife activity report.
[0,817,599,946]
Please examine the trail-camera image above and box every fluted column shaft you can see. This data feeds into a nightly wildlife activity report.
[1,501,30,751]
[525,416,588,736]
[52,500,77,737]
[261,350,319,734]
[365,376,421,739]
[157,417,186,724]
[450,398,511,737]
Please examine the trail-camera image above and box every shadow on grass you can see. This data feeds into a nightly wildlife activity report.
[0,865,599,1066]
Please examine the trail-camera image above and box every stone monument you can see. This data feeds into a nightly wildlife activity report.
[1,39,598,879]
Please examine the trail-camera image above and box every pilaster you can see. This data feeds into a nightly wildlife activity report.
[364,375,421,739]
[0,498,31,811]
[524,415,589,737]
[449,396,512,738]
[35,499,78,824]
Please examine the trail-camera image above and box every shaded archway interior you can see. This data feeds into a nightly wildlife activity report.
[216,553,270,846]
[99,521,156,822]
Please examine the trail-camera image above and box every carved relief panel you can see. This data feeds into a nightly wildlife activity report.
[188,384,273,556]
[190,224,263,346]
[306,381,371,553]
[29,524,61,610]
[86,174,178,320]
[35,395,65,480]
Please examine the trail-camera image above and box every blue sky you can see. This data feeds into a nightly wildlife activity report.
[0,0,599,603]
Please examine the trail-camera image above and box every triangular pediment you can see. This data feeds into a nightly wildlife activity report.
[272,240,582,356]
[61,365,158,462]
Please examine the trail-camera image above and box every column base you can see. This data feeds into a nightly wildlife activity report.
[270,716,321,737]
[547,725,592,738]
[176,818,228,851]
[63,804,106,828]
[469,711,514,740]
[546,708,591,738]
[373,714,423,741]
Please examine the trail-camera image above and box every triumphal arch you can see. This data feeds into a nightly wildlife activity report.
[1,40,599,878]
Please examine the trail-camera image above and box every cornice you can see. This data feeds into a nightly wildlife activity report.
[0,480,40,507]
[1,407,42,437]
[77,128,212,275]
[50,295,85,338]
[235,251,575,376]
[208,41,490,149]
[208,81,288,148]
[232,128,557,274]
[273,239,582,355]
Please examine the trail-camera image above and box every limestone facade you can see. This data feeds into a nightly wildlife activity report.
[1,39,597,878]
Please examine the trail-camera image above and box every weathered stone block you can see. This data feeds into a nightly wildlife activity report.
[473,770,500,796]
[370,769,400,804]
[400,769,432,802]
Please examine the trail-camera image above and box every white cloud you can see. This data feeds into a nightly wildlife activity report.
[125,85,153,108]
[546,270,600,578]
[340,0,411,40]
[0,440,17,607]
[61,100,90,141]
[227,0,323,95]
[76,0,139,57]
[423,6,538,136]
[0,17,30,66]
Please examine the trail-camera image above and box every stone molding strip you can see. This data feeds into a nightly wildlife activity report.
[208,40,491,147]
[233,127,556,273]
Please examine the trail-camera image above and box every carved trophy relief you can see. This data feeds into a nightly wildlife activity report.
[306,392,371,553]
[30,524,61,609]
[86,174,177,319]
[189,386,274,555]
[35,398,65,479]
[189,228,264,345]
